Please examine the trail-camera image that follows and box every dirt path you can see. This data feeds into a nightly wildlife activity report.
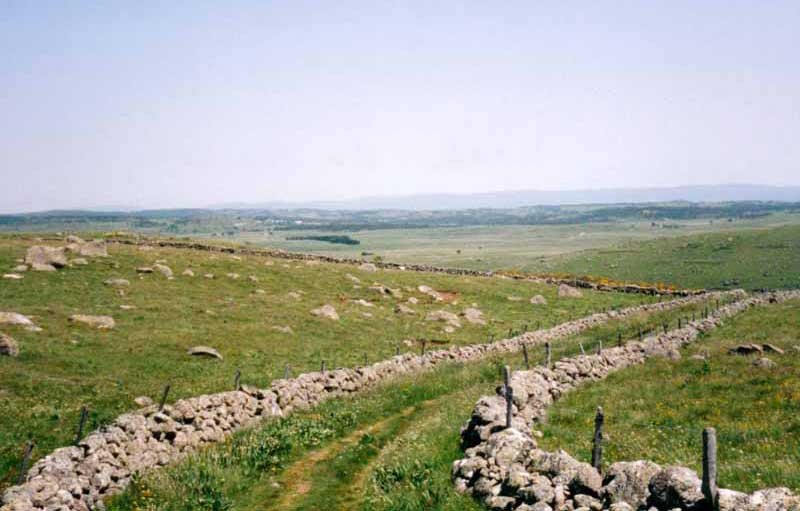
[268,402,431,511]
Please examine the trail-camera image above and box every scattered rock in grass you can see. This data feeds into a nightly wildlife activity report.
[345,273,361,284]
[182,268,195,277]
[119,305,136,310]
[425,310,461,328]
[255,289,266,295]
[65,235,85,245]
[0,312,40,331]
[752,357,776,368]
[68,315,115,330]
[248,275,258,282]
[666,349,681,360]
[272,325,293,334]
[418,285,444,301]
[370,284,402,299]
[288,291,302,300]
[70,258,89,266]
[31,262,57,272]
[530,295,547,305]
[3,273,23,280]
[136,267,154,274]
[690,353,706,361]
[227,272,240,279]
[352,299,374,307]
[104,278,130,287]
[133,396,153,407]
[138,245,154,251]
[204,273,214,279]
[12,264,28,272]
[153,263,173,278]
[78,240,108,257]
[395,304,415,315]
[407,296,419,305]
[0,333,19,357]
[507,295,523,301]
[444,326,456,333]
[25,245,67,269]
[311,304,339,321]
[558,284,583,298]
[361,312,373,318]
[187,346,223,360]
[359,262,378,272]
[762,343,785,355]
[461,307,486,325]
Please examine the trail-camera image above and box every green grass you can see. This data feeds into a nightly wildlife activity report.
[549,224,800,290]
[0,234,642,487]
[102,296,724,511]
[540,299,800,493]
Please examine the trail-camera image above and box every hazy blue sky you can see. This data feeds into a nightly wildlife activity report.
[1,1,798,213]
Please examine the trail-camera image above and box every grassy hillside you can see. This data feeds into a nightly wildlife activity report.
[540,299,800,493]
[107,296,715,511]
[0,235,642,487]
[548,224,800,290]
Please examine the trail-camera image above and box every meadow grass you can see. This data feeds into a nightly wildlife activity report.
[0,234,642,487]
[540,299,800,493]
[103,297,723,511]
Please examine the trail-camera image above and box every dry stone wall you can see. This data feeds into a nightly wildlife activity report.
[453,290,800,511]
[1,291,740,511]
[106,237,701,296]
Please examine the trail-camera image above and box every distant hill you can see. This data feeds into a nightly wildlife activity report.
[216,184,800,211]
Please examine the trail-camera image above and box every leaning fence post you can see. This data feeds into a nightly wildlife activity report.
[503,365,513,429]
[73,406,89,445]
[234,369,241,391]
[702,427,719,510]
[579,342,585,355]
[591,407,604,472]
[638,328,643,341]
[16,441,34,485]
[522,343,530,370]
[158,384,171,411]
[545,342,552,369]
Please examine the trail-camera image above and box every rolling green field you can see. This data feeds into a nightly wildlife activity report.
[240,214,800,269]
[540,299,800,493]
[106,295,718,511]
[0,235,642,487]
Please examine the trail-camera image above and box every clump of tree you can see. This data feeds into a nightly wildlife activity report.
[286,235,360,245]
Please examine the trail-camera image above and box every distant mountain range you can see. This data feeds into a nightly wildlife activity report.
[214,184,800,211]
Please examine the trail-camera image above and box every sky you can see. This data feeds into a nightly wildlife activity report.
[1,1,799,213]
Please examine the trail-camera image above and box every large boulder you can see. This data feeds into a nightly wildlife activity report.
[530,295,548,306]
[646,466,706,510]
[152,263,173,278]
[25,246,67,269]
[0,333,19,357]
[68,314,116,330]
[602,460,662,507]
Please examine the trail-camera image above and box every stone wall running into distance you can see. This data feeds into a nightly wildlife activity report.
[103,236,701,297]
[452,290,800,511]
[0,289,742,511]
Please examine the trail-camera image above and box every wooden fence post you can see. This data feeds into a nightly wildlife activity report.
[158,384,171,411]
[591,407,604,472]
[73,406,89,445]
[702,427,719,510]
[617,332,622,347]
[395,345,400,356]
[16,441,34,485]
[234,369,241,391]
[597,340,603,354]
[545,342,552,369]
[579,342,585,355]
[363,352,368,366]
[321,360,326,373]
[421,340,426,356]
[284,363,290,379]
[503,365,513,429]
[522,343,530,370]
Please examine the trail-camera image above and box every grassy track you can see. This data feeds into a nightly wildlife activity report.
[540,299,800,493]
[105,297,723,511]
[0,234,642,487]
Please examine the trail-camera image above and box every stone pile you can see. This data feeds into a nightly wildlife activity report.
[452,290,800,511]
[1,291,740,511]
